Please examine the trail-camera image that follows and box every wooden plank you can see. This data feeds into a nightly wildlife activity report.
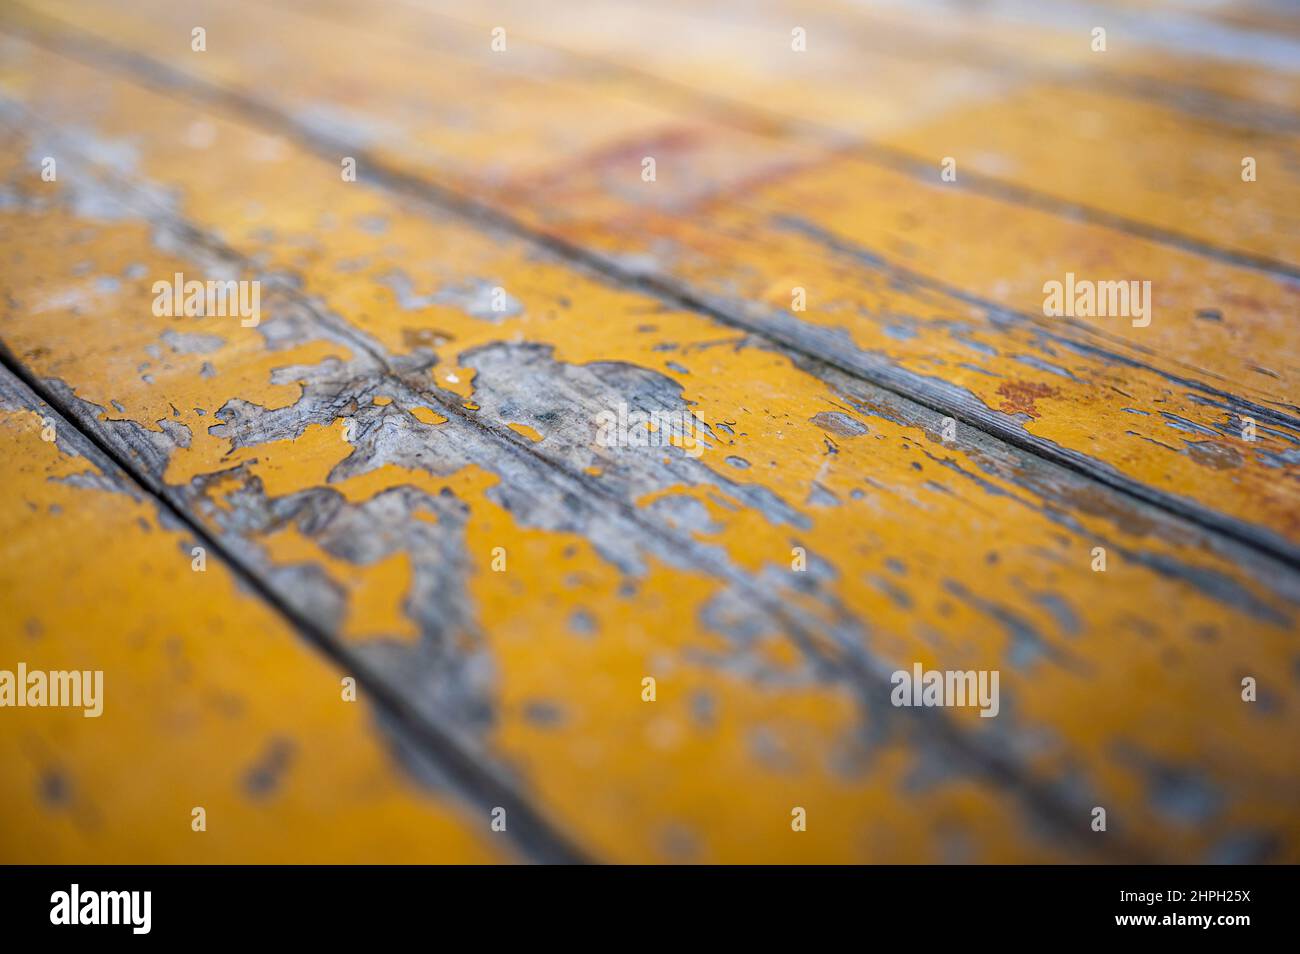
[0,367,511,862]
[9,0,1297,566]
[1,44,1298,862]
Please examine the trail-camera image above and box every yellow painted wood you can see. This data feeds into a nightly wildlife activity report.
[0,86,1070,864]
[10,0,1295,558]
[0,378,510,863]
[1,37,1296,863]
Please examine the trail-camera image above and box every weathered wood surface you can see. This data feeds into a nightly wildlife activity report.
[0,0,1297,863]
[0,368,510,862]
[14,0,1299,562]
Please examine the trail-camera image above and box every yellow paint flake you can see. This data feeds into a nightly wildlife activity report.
[507,422,543,442]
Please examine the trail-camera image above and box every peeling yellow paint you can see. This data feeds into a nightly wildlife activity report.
[507,422,543,442]
[0,404,506,862]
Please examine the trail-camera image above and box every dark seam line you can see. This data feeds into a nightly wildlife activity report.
[0,342,595,865]
[5,11,1297,573]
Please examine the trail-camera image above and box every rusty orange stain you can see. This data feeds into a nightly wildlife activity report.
[997,380,1060,419]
